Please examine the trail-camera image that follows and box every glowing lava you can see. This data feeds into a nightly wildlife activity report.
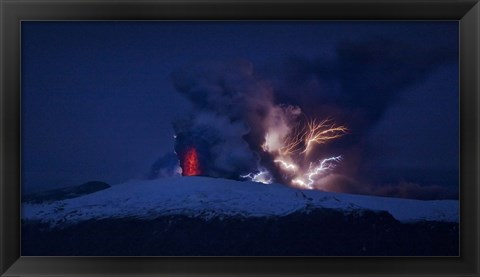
[182,147,201,176]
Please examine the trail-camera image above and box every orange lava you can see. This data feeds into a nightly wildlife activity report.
[182,147,201,176]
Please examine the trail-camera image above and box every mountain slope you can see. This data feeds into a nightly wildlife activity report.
[22,176,458,226]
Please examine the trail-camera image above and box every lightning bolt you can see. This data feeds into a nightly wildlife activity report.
[306,156,342,187]
[291,178,309,189]
[301,119,347,155]
[278,124,306,155]
[274,159,298,172]
[240,169,273,184]
[255,113,348,191]
[290,156,342,189]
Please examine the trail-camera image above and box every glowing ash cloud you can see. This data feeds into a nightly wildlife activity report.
[263,117,347,157]
[171,60,348,191]
[258,112,347,190]
[240,169,273,184]
[242,114,347,189]
[262,105,302,153]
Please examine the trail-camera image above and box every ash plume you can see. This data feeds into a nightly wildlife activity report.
[171,60,278,179]
[267,37,457,187]
[154,37,457,199]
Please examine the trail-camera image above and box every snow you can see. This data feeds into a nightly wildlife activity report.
[22,176,459,226]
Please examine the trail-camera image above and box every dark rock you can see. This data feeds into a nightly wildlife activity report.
[23,181,110,204]
[21,208,458,256]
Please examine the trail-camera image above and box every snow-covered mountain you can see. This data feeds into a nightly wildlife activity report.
[22,176,458,226]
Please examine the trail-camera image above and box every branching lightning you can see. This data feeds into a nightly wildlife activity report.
[278,124,306,155]
[268,118,347,156]
[301,119,348,155]
[306,156,342,185]
[291,156,342,189]
[244,112,348,190]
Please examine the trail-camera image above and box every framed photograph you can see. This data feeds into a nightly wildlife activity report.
[1,0,479,276]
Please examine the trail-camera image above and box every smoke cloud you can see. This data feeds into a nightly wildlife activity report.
[171,60,277,179]
[152,37,457,199]
[316,174,457,200]
[268,37,457,185]
[147,153,182,179]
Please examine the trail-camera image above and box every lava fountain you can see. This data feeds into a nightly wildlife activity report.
[182,147,201,176]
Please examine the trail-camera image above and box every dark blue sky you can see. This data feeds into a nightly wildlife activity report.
[21,21,459,198]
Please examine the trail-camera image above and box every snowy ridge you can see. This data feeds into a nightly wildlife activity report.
[22,176,459,226]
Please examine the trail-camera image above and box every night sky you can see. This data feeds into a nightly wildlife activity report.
[21,21,459,199]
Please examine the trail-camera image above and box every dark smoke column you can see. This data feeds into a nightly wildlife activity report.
[171,61,275,181]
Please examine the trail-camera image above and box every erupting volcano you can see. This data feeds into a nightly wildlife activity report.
[181,147,201,176]
[170,62,349,190]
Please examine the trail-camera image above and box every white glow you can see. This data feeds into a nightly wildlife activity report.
[306,156,342,187]
[262,131,284,152]
[274,159,297,172]
[289,156,343,190]
[240,169,273,184]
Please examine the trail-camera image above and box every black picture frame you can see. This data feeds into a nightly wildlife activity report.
[1,0,479,276]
